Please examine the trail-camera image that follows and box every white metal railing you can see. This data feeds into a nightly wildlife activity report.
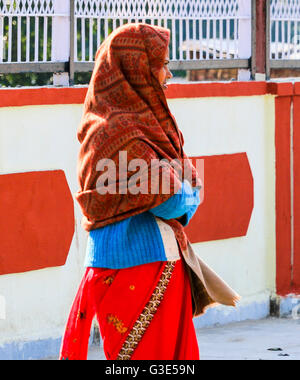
[0,0,251,66]
[1,0,300,80]
[74,0,251,63]
[0,0,69,63]
[270,0,300,60]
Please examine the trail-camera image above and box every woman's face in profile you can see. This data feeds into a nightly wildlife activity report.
[157,48,173,90]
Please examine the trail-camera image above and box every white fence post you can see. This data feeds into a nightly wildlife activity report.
[52,0,70,86]
[238,0,252,81]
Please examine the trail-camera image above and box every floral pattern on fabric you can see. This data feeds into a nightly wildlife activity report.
[107,314,128,334]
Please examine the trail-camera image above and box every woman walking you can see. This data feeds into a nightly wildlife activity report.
[59,23,239,361]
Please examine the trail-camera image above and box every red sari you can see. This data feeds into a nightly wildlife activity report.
[59,258,199,360]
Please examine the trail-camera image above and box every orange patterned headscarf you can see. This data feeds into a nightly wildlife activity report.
[75,23,199,231]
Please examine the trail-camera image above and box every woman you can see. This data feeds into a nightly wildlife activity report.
[59,23,239,361]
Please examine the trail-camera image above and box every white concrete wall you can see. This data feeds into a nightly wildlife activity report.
[169,95,276,324]
[0,93,276,357]
[0,104,87,357]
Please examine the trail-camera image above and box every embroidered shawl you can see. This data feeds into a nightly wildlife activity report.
[75,23,200,231]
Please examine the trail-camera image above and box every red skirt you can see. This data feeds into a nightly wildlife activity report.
[59,258,199,360]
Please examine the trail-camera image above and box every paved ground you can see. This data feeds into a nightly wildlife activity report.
[87,317,300,360]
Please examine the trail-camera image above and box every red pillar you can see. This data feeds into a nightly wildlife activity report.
[275,95,293,296]
[293,84,300,293]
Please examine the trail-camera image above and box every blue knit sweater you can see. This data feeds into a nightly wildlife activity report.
[84,181,200,269]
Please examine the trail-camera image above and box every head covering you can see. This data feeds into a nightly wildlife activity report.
[75,23,200,231]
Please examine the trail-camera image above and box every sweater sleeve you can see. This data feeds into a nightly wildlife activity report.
[178,187,200,226]
[149,180,200,225]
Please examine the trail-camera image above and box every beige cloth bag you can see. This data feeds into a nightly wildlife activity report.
[155,218,241,317]
[182,243,241,317]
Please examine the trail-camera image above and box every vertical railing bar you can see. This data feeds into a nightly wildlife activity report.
[74,16,77,62]
[34,16,39,62]
[185,18,190,60]
[43,16,48,62]
[226,18,230,59]
[99,18,103,46]
[192,18,196,60]
[295,21,300,53]
[172,18,176,60]
[287,20,291,59]
[220,18,224,60]
[0,16,3,63]
[104,18,108,38]
[81,16,85,61]
[199,18,203,60]
[213,18,216,59]
[97,17,100,48]
[234,17,238,59]
[281,19,284,58]
[275,20,279,59]
[293,20,297,58]
[89,17,93,61]
[26,15,30,62]
[179,18,183,60]
[69,0,75,85]
[206,18,209,60]
[4,16,7,63]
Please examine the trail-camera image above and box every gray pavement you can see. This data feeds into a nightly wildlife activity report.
[87,317,300,360]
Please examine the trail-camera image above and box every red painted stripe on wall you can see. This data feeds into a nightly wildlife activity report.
[275,96,293,296]
[165,82,269,98]
[0,170,74,275]
[267,82,294,97]
[293,95,300,293]
[0,82,294,108]
[0,87,87,108]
